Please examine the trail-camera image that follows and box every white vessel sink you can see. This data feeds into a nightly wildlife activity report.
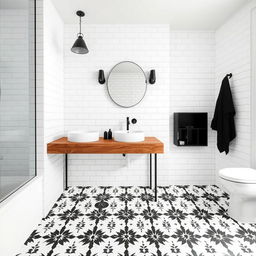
[68,131,99,142]
[113,130,145,142]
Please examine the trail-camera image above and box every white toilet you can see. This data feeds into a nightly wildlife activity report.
[219,168,256,223]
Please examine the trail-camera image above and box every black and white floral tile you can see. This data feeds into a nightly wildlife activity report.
[17,186,256,256]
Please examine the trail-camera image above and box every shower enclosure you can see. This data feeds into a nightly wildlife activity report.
[0,0,36,202]
[252,8,256,168]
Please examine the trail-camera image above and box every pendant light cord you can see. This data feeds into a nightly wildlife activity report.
[78,16,83,37]
[79,16,81,35]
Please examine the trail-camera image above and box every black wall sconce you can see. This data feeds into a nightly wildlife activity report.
[97,68,156,85]
[149,70,156,84]
[98,70,105,84]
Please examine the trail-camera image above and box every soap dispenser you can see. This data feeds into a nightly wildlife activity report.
[107,129,112,140]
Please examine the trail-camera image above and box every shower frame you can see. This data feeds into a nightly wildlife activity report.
[0,0,37,203]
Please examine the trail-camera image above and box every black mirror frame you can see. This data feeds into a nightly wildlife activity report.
[106,61,148,108]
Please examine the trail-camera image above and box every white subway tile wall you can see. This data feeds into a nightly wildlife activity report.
[64,26,216,186]
[36,0,44,181]
[169,31,216,184]
[43,0,64,212]
[215,0,256,177]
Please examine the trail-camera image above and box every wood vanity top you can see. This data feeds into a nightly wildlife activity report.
[47,137,164,154]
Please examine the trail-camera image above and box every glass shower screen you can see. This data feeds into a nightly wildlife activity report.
[0,0,36,202]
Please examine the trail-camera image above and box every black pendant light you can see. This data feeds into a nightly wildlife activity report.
[71,10,89,54]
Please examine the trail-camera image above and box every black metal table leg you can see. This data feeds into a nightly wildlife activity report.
[155,154,157,201]
[65,154,68,190]
[149,154,152,189]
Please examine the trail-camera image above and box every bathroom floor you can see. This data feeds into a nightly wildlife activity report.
[18,186,256,256]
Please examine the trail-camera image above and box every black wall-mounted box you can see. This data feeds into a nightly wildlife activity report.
[174,112,208,146]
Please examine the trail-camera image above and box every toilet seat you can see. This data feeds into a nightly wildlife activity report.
[219,168,256,184]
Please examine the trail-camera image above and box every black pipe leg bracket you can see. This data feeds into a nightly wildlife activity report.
[149,154,152,189]
[65,154,68,190]
[155,154,157,202]
[149,153,157,201]
[64,152,158,200]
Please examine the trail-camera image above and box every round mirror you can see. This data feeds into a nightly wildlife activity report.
[107,61,147,108]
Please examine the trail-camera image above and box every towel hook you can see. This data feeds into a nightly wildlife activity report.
[226,73,232,78]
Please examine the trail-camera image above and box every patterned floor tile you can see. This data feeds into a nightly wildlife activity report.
[17,186,256,256]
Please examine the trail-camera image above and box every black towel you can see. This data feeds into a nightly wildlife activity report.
[211,76,236,154]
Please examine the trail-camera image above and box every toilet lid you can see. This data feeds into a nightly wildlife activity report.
[219,168,256,183]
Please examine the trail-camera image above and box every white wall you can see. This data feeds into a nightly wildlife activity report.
[64,25,216,186]
[170,31,216,183]
[0,177,43,255]
[215,0,256,177]
[43,0,64,213]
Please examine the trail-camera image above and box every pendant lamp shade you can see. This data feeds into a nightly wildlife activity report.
[71,10,89,54]
[71,35,89,54]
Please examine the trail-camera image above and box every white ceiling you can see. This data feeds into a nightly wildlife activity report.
[52,0,249,29]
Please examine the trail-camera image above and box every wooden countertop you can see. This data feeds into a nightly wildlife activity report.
[47,137,164,154]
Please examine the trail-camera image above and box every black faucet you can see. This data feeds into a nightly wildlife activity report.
[126,117,137,131]
[126,117,130,131]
